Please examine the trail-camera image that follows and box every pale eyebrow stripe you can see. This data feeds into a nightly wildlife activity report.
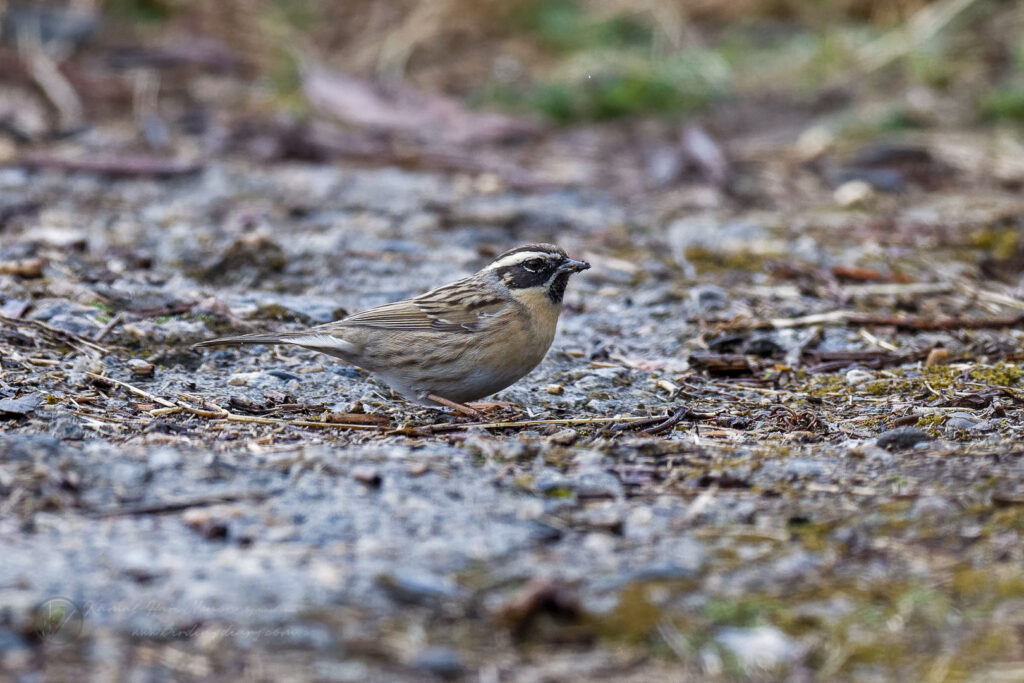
[483,251,552,271]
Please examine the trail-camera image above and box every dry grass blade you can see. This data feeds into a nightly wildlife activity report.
[85,372,383,430]
[91,491,275,517]
[85,372,175,407]
[2,314,108,356]
[712,311,1024,332]
[412,415,660,434]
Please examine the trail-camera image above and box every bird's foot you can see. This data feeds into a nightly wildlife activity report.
[426,394,484,418]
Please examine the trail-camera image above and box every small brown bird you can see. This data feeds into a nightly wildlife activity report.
[194,244,590,413]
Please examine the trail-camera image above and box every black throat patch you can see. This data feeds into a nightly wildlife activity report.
[546,272,570,304]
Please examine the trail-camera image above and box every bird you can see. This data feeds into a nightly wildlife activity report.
[193,244,590,414]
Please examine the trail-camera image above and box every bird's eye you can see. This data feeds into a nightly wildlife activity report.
[523,258,545,272]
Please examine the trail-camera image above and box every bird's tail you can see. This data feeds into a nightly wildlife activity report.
[192,333,289,349]
[193,330,360,356]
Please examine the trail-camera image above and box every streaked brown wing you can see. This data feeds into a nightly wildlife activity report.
[342,280,509,332]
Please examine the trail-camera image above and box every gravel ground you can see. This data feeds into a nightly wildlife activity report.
[2,142,1024,681]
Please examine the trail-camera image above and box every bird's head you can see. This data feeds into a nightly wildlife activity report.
[485,243,590,305]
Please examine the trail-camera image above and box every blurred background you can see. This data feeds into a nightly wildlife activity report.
[2,0,1022,195]
[5,3,1024,682]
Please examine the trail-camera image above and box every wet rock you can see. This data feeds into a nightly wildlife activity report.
[534,468,571,494]
[716,625,802,670]
[29,300,100,336]
[122,319,209,343]
[266,369,301,382]
[876,427,930,450]
[574,366,628,392]
[0,434,60,461]
[574,505,624,534]
[525,520,564,546]
[147,447,183,471]
[109,460,149,491]
[570,470,623,500]
[783,458,826,478]
[857,445,894,463]
[690,285,730,313]
[546,429,578,446]
[945,412,990,433]
[377,569,462,606]
[845,368,873,386]
[0,627,31,670]
[0,394,40,416]
[911,495,956,521]
[0,298,30,318]
[48,415,85,440]
[198,234,287,286]
[411,647,463,680]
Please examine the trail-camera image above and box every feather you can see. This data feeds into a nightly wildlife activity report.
[343,280,508,332]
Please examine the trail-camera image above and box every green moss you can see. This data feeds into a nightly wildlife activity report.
[683,246,772,274]
[951,566,1024,600]
[479,46,728,123]
[513,475,533,491]
[703,596,780,627]
[970,226,1020,259]
[516,0,652,53]
[980,88,1024,122]
[105,0,174,22]
[864,380,889,395]
[788,520,834,552]
[585,580,701,645]
[916,413,947,432]
[586,581,666,643]
[970,362,1023,385]
[988,506,1024,532]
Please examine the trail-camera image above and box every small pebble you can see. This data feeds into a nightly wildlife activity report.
[411,647,463,680]
[128,359,154,376]
[876,427,930,451]
[794,125,834,161]
[352,466,382,488]
[547,429,578,446]
[181,509,229,540]
[834,180,874,208]
[845,368,873,386]
[406,462,428,477]
[655,378,679,394]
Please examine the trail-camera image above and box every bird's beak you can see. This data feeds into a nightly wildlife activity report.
[559,257,591,274]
